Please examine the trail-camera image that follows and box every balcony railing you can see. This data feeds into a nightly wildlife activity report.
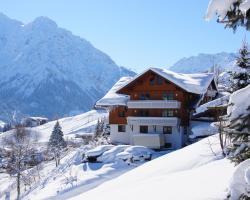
[133,133,165,149]
[127,100,181,109]
[127,116,179,126]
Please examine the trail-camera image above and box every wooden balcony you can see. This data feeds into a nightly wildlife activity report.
[127,100,181,109]
[127,116,179,126]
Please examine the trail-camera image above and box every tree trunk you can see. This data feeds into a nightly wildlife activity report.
[218,119,226,157]
[17,172,20,200]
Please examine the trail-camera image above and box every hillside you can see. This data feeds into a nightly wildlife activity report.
[0,13,135,122]
[69,134,234,200]
[0,110,107,144]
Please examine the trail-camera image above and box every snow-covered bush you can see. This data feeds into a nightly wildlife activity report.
[84,145,153,164]
[116,146,153,163]
[84,145,114,162]
[97,145,130,163]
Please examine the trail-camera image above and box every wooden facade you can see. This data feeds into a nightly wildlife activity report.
[109,70,204,127]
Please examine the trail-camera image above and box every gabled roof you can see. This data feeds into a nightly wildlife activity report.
[96,77,133,107]
[117,68,215,95]
[96,68,216,107]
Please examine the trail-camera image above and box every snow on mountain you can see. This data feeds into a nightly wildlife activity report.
[168,52,236,73]
[0,13,135,121]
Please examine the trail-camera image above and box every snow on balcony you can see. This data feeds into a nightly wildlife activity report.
[133,133,165,149]
[127,116,179,126]
[127,100,181,109]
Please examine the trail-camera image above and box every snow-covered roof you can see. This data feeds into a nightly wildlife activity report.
[189,121,218,139]
[195,95,230,115]
[118,68,215,95]
[96,77,133,107]
[27,117,48,121]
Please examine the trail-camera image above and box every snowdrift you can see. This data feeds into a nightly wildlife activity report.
[70,134,235,200]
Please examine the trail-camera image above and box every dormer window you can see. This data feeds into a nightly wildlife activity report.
[157,76,163,85]
[149,78,155,85]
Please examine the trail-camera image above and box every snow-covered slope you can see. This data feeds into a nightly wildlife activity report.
[0,110,107,144]
[169,52,236,73]
[0,13,135,121]
[69,135,235,200]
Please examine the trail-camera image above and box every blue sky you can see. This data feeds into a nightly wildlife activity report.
[0,0,248,71]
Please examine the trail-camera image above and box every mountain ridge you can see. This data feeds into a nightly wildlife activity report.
[0,13,135,122]
[168,52,236,73]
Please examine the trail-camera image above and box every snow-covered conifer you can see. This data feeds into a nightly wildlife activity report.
[229,41,250,92]
[224,85,250,164]
[48,121,67,167]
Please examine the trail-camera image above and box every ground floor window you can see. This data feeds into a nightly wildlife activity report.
[118,125,126,132]
[163,126,172,134]
[140,126,148,133]
[165,143,172,148]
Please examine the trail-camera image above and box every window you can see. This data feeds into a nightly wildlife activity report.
[167,110,174,117]
[118,125,126,132]
[162,109,174,117]
[140,126,148,133]
[165,143,172,148]
[118,110,125,117]
[139,110,149,117]
[163,126,172,134]
[157,76,163,85]
[162,92,174,100]
[139,93,150,100]
[149,78,155,85]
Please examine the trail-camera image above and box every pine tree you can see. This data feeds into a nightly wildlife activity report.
[226,106,250,164]
[229,41,250,92]
[222,84,250,165]
[48,121,67,166]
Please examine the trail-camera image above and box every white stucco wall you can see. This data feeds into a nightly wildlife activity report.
[164,126,183,149]
[110,124,130,144]
[110,124,184,150]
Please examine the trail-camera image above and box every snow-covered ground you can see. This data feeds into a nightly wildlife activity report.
[0,110,107,144]
[22,145,165,200]
[70,134,236,200]
[0,110,107,199]
[0,109,168,200]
